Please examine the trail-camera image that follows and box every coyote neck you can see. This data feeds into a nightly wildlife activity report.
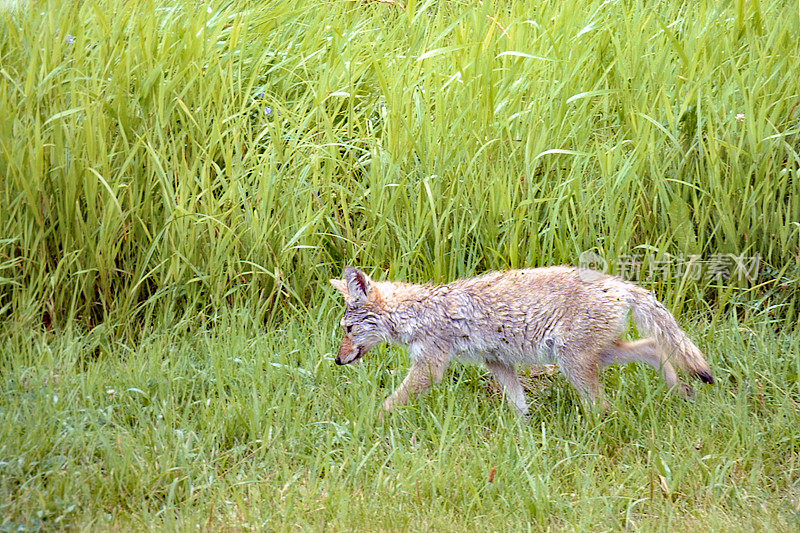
[379,281,456,346]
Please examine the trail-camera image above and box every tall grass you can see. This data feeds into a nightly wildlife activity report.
[1,0,798,335]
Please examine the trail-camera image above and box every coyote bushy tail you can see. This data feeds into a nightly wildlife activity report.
[628,286,714,384]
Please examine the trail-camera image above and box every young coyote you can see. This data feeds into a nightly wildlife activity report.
[330,266,713,416]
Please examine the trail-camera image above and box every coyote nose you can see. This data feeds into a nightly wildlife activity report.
[334,355,344,365]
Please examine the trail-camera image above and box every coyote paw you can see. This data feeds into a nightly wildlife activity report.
[675,382,695,399]
[379,399,395,421]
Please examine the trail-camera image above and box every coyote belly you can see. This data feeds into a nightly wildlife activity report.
[330,266,713,416]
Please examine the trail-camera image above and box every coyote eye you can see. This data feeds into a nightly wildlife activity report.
[345,324,352,333]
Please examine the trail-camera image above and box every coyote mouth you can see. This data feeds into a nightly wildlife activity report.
[335,346,365,365]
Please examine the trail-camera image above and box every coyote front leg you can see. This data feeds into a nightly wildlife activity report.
[486,361,529,416]
[383,349,449,413]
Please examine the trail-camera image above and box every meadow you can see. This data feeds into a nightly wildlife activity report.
[1,0,799,530]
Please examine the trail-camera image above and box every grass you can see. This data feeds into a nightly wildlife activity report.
[0,0,798,332]
[1,309,799,530]
[1,0,800,530]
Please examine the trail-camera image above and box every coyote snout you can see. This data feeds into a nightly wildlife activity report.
[330,266,713,416]
[334,333,366,365]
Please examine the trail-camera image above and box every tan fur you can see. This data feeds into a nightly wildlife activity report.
[330,266,713,416]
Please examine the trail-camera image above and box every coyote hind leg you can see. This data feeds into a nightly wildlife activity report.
[599,339,693,397]
[556,346,604,408]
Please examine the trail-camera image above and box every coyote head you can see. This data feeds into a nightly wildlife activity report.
[330,267,389,365]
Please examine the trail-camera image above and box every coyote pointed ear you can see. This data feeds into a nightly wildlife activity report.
[344,266,372,305]
[330,278,349,298]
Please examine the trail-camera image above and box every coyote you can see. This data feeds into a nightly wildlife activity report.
[330,266,713,416]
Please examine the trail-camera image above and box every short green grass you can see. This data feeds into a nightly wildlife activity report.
[2,309,799,530]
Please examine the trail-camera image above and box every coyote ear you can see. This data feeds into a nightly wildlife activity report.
[344,266,372,305]
[330,278,349,298]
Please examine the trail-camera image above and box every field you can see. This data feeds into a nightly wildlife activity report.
[1,0,799,530]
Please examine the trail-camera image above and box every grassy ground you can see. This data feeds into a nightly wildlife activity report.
[2,307,799,530]
[2,0,800,530]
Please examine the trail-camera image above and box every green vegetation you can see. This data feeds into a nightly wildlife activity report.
[2,315,799,530]
[1,0,798,530]
[1,0,798,331]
